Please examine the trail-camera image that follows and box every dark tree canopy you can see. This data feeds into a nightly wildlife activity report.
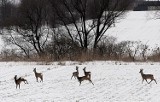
[49,0,134,49]
[0,0,135,59]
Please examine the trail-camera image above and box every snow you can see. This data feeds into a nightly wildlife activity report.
[106,11,160,48]
[0,61,160,102]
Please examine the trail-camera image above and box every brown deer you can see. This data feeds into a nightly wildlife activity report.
[14,75,28,89]
[139,69,157,84]
[71,66,79,79]
[83,67,91,78]
[76,75,94,86]
[33,68,43,82]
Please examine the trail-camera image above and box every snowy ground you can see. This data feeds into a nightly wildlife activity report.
[0,61,160,102]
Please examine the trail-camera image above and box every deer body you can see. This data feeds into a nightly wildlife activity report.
[14,75,28,89]
[83,67,91,79]
[33,68,43,82]
[71,66,79,79]
[77,75,94,86]
[139,69,157,84]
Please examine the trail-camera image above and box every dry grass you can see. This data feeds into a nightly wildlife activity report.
[1,51,160,62]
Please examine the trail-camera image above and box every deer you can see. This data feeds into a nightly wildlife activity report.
[71,66,79,79]
[83,67,91,79]
[14,75,28,89]
[33,68,43,82]
[76,74,94,86]
[139,69,157,84]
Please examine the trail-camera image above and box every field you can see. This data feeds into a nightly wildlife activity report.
[0,61,160,102]
[1,11,160,102]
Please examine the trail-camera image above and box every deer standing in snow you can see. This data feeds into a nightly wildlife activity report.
[14,75,28,89]
[71,66,79,79]
[83,67,91,79]
[33,68,43,82]
[76,74,94,86]
[139,69,157,84]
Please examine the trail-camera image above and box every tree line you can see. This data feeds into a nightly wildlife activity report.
[2,0,155,62]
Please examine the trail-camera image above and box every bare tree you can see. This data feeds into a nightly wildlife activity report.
[139,42,149,61]
[49,0,134,50]
[114,41,128,60]
[45,32,81,60]
[97,36,117,58]
[3,0,51,57]
[125,41,142,61]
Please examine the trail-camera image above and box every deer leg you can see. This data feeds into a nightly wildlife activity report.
[42,77,43,82]
[89,79,94,85]
[154,79,157,84]
[149,80,152,84]
[74,76,76,79]
[16,85,17,89]
[149,79,157,84]
[79,81,81,86]
[145,79,149,84]
[148,79,154,84]
[89,74,91,79]
[19,84,20,89]
[36,77,38,82]
[142,79,144,84]
[71,75,73,79]
[40,76,43,82]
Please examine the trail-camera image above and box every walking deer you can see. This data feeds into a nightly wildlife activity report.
[71,66,79,79]
[83,67,91,78]
[33,68,43,82]
[76,75,94,86]
[14,75,28,89]
[139,69,157,84]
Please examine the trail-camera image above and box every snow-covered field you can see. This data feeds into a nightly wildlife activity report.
[0,61,160,102]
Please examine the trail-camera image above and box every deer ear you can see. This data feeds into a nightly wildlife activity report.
[140,69,143,71]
